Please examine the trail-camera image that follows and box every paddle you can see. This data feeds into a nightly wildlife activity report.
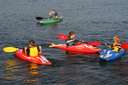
[121,42,128,50]
[87,41,103,47]
[56,33,103,46]
[3,47,19,53]
[56,33,68,40]
[35,17,44,20]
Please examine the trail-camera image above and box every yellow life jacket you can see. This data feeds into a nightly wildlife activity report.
[112,43,121,52]
[112,46,120,52]
[29,47,39,57]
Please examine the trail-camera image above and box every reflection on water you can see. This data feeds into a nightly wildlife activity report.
[24,63,40,84]
[3,58,50,85]
[4,59,18,81]
[29,63,39,76]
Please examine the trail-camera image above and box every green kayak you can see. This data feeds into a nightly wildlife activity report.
[39,18,62,25]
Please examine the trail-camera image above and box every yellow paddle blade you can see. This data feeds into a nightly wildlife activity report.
[3,47,19,53]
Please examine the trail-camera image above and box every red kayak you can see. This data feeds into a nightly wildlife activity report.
[121,42,128,50]
[15,49,52,65]
[50,43,101,54]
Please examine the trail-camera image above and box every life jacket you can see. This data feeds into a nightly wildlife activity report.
[66,39,80,46]
[111,43,121,52]
[26,46,40,57]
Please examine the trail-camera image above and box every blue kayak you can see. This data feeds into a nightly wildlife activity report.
[99,49,125,61]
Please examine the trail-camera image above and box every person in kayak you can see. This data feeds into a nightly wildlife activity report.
[48,9,59,19]
[66,31,80,46]
[109,35,121,52]
[23,40,42,57]
[49,31,83,47]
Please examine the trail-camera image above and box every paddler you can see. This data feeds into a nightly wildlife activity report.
[50,31,83,47]
[109,35,121,52]
[48,9,59,19]
[23,40,42,57]
[66,31,80,46]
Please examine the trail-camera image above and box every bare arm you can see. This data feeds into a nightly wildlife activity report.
[23,47,27,55]
[38,46,42,55]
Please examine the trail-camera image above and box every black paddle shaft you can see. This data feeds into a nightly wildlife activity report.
[35,17,44,20]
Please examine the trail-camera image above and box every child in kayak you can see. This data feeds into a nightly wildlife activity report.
[23,40,42,57]
[109,35,121,52]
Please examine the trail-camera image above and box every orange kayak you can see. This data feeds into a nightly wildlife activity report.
[15,49,52,65]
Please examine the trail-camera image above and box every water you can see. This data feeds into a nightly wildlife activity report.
[0,0,128,84]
